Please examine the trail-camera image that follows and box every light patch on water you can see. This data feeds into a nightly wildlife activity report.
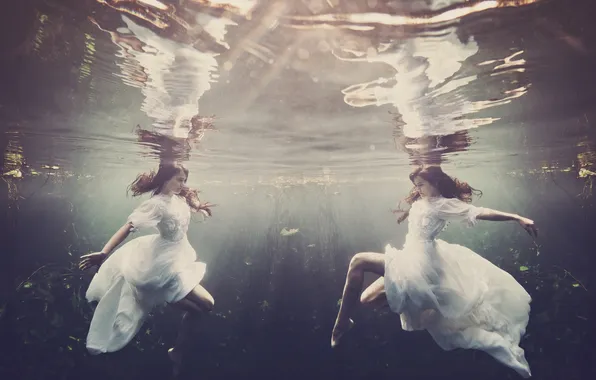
[334,28,483,138]
[113,14,228,139]
[137,0,169,11]
[284,0,541,28]
[189,0,259,17]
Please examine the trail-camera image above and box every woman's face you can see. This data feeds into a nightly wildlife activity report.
[413,176,438,198]
[162,169,187,195]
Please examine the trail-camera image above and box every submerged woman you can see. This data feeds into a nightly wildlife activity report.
[330,166,537,378]
[79,162,215,374]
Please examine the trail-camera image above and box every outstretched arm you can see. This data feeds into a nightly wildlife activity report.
[477,208,520,221]
[477,208,538,238]
[80,197,164,270]
[79,222,133,270]
[99,222,134,255]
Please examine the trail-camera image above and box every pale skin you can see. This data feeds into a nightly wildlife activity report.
[79,169,215,376]
[330,176,538,347]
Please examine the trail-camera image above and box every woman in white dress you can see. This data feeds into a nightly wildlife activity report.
[330,165,537,378]
[79,162,215,374]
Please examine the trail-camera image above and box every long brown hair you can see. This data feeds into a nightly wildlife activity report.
[128,162,213,216]
[394,166,481,223]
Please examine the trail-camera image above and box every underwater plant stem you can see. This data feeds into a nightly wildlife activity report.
[15,263,59,290]
[554,265,588,291]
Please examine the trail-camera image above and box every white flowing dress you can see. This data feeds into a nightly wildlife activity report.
[84,193,206,355]
[383,197,532,377]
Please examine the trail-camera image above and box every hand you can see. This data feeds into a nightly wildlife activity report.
[79,252,107,271]
[518,217,538,238]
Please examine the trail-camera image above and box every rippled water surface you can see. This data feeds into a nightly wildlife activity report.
[1,0,594,183]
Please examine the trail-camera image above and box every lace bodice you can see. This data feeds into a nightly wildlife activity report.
[127,194,191,242]
[406,197,484,243]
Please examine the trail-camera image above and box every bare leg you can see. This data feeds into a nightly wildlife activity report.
[359,272,438,328]
[168,284,214,376]
[360,277,389,310]
[331,252,385,347]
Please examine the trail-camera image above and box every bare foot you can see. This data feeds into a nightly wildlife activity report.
[168,347,182,377]
[330,318,355,348]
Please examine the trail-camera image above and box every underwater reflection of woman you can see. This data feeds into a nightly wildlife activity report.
[79,162,216,376]
[331,165,537,378]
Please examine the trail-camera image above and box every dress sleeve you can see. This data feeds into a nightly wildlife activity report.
[434,198,484,227]
[127,197,164,232]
